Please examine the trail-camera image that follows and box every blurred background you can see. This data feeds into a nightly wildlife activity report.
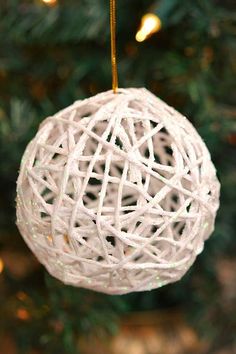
[0,0,235,353]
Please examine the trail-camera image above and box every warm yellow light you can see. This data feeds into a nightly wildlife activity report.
[16,308,30,321]
[136,13,162,42]
[42,0,57,5]
[0,258,4,273]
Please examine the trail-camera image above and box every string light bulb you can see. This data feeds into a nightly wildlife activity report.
[136,13,162,42]
[0,258,4,273]
[42,0,57,6]
[16,308,30,321]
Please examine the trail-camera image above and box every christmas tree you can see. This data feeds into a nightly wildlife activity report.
[0,0,235,353]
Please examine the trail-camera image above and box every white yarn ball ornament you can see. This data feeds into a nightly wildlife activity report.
[16,88,220,294]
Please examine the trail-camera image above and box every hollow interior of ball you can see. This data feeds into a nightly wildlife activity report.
[38,123,186,253]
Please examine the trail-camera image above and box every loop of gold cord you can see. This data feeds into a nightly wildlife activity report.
[110,0,118,93]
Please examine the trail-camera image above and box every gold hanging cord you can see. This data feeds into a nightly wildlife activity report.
[110,0,118,93]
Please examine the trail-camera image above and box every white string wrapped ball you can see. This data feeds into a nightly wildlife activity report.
[16,88,220,295]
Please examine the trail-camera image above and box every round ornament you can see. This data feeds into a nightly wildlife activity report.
[16,88,220,294]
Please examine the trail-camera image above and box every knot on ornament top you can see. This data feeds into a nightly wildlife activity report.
[16,88,220,294]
